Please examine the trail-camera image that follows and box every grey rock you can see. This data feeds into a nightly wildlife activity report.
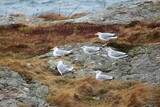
[0,99,18,107]
[43,43,160,86]
[73,0,160,24]
[0,68,55,107]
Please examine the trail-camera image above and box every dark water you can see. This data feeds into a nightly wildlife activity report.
[0,0,130,16]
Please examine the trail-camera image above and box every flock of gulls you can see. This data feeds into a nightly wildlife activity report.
[51,32,128,81]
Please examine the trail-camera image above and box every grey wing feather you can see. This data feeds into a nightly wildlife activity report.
[111,52,127,57]
[98,75,112,80]
[86,47,99,52]
[100,35,110,39]
[56,50,71,55]
[112,50,127,55]
[59,64,72,73]
[102,34,115,38]
[102,33,116,37]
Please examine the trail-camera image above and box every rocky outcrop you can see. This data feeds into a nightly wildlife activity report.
[44,43,160,86]
[74,0,160,24]
[0,67,55,107]
[0,0,160,25]
[0,15,44,25]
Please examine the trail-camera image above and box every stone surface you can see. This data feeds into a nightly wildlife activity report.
[74,0,160,24]
[0,0,160,25]
[44,43,160,86]
[0,68,55,107]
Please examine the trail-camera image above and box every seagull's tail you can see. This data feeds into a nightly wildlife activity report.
[69,50,74,55]
[120,54,128,58]
[69,66,74,71]
[65,50,74,56]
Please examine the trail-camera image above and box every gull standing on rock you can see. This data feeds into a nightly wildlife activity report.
[52,47,73,57]
[81,46,100,55]
[81,46,100,59]
[81,46,100,67]
[95,32,117,46]
[95,71,113,81]
[106,47,128,59]
[57,60,73,76]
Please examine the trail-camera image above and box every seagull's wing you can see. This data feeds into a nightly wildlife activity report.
[58,64,73,73]
[55,50,71,56]
[111,50,127,55]
[100,34,110,39]
[99,34,117,40]
[97,74,113,80]
[85,47,99,52]
[110,51,128,58]
[102,33,116,37]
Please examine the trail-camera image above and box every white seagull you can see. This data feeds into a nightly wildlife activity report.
[81,46,100,67]
[52,47,73,57]
[57,60,73,76]
[95,71,113,81]
[81,46,100,54]
[95,32,117,46]
[106,47,128,59]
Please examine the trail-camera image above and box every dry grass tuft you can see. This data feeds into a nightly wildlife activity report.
[38,13,67,21]
[38,13,87,21]
[70,13,87,19]
[117,20,160,44]
[10,13,25,17]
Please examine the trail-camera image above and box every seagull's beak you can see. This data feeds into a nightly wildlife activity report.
[94,33,97,35]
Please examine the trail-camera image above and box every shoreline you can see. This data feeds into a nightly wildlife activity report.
[0,0,159,25]
[0,0,130,16]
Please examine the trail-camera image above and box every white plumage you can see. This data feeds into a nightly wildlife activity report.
[81,46,100,54]
[95,32,117,41]
[57,60,73,76]
[95,71,113,80]
[106,47,128,59]
[52,47,73,57]
[81,46,100,67]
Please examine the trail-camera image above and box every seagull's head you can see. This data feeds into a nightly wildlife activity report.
[81,46,86,49]
[94,70,102,74]
[94,32,101,35]
[51,47,58,51]
[106,47,112,52]
[54,47,58,50]
[58,60,63,65]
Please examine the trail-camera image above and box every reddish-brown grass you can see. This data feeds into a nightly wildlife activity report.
[38,13,87,21]
[0,23,122,58]
[1,20,159,58]
[38,13,67,21]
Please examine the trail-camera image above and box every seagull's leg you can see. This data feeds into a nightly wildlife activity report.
[84,54,91,67]
[102,41,108,47]
[88,55,91,60]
